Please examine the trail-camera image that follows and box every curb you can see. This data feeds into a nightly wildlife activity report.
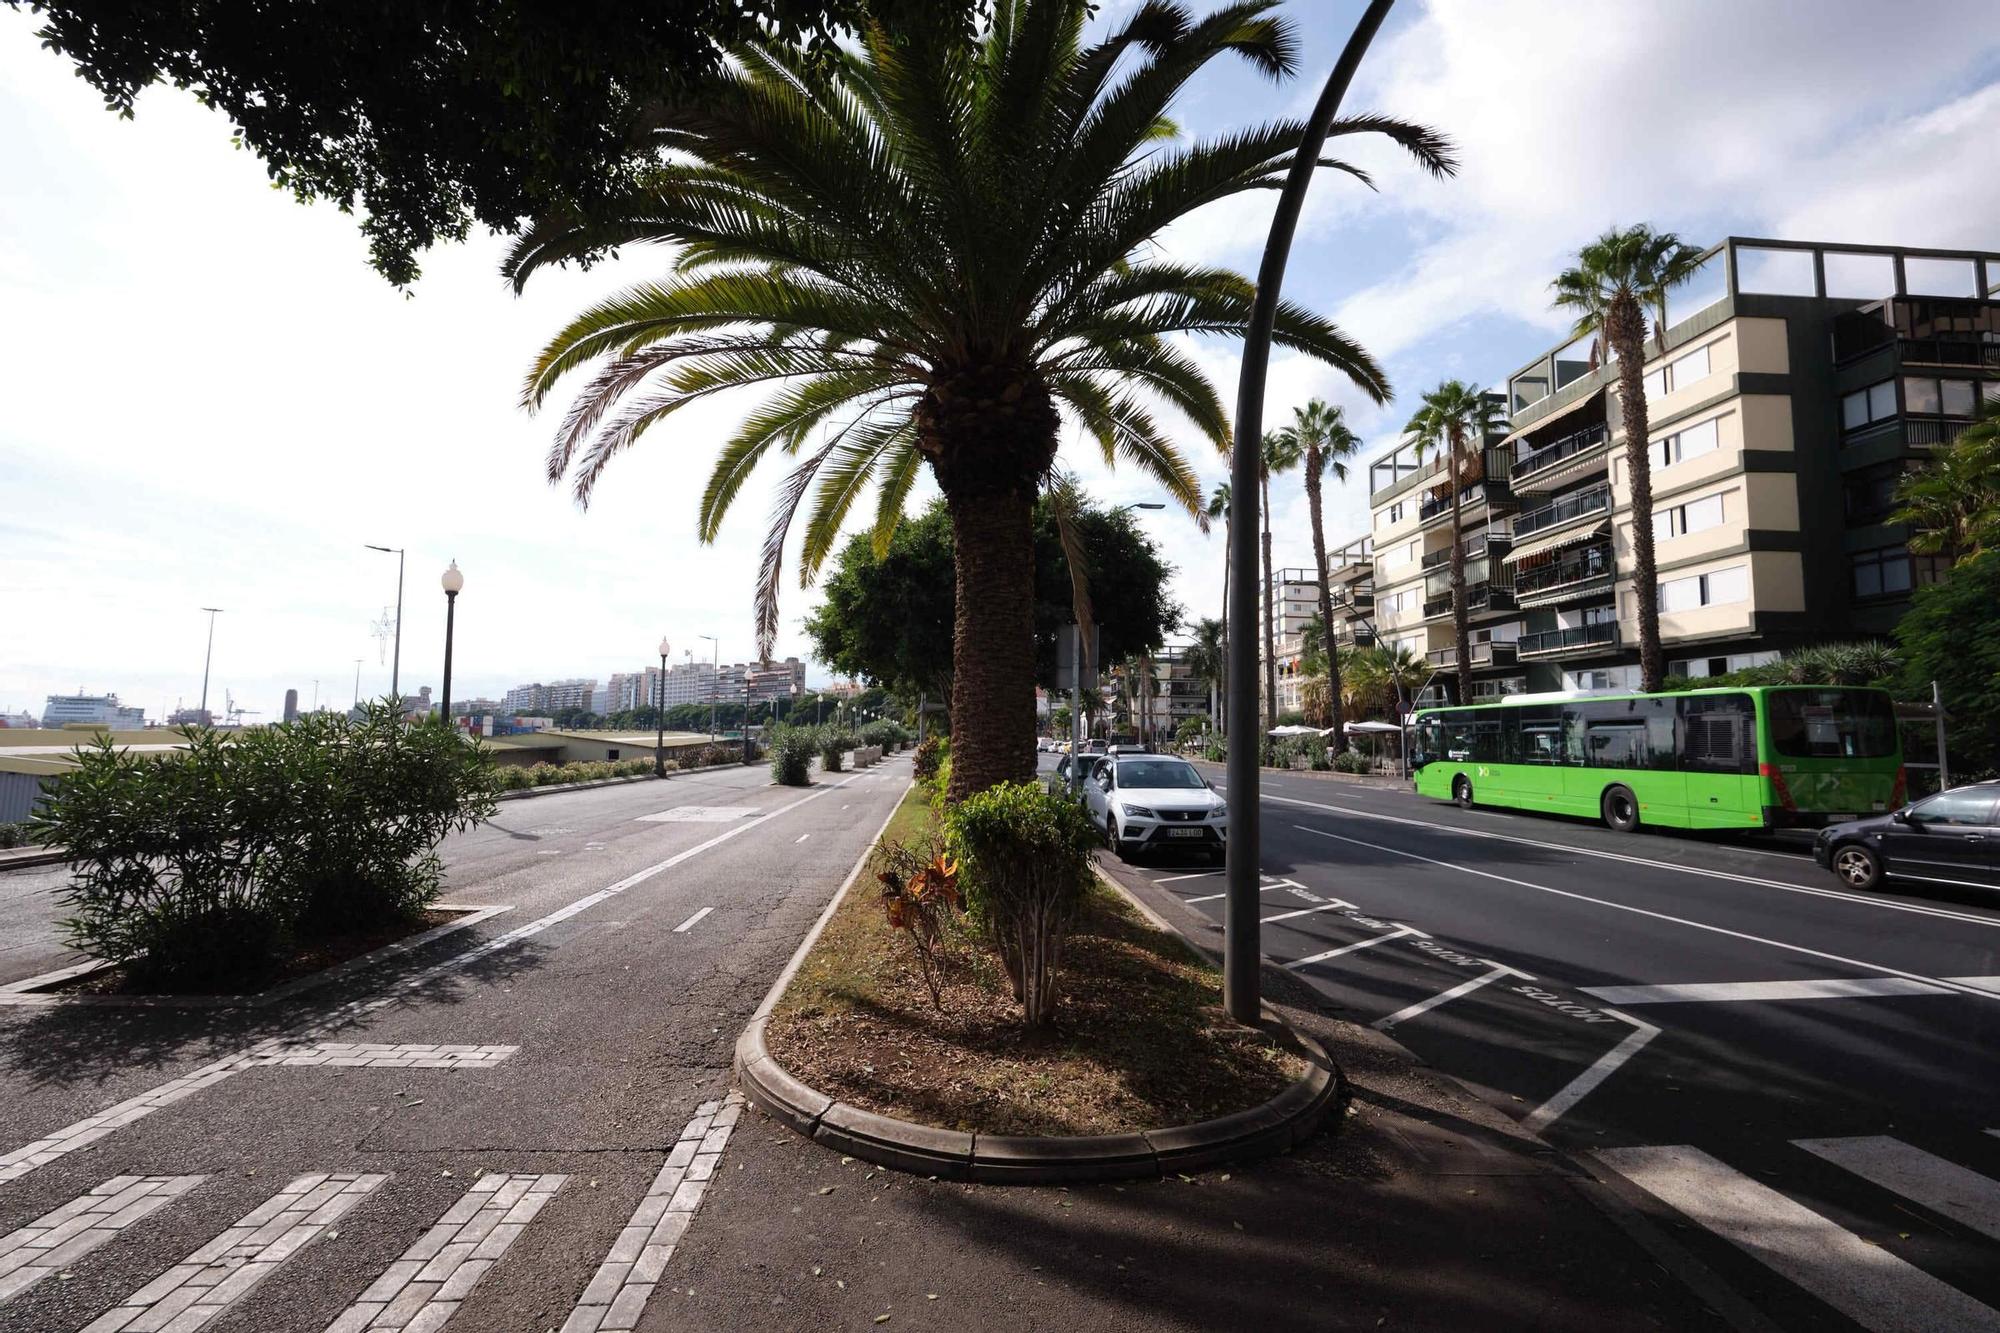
[0,846,66,873]
[492,758,757,803]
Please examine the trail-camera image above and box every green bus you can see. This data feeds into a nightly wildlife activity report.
[1410,686,1904,832]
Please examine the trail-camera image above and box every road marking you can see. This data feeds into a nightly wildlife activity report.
[0,1175,205,1306]
[1265,791,2000,931]
[672,908,713,934]
[1294,823,2000,1006]
[90,1172,388,1333]
[564,1093,745,1333]
[1260,901,1354,924]
[325,1173,566,1333]
[1153,870,1221,884]
[247,1043,517,1069]
[1584,977,1955,1005]
[1287,925,1427,970]
[794,832,811,844]
[1596,1144,2000,1333]
[1521,1011,1660,1133]
[1794,1136,2000,1244]
[1374,962,1533,1030]
[1187,884,1285,904]
[636,806,760,823]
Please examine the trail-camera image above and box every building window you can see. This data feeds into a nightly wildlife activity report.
[1844,463,1913,525]
[1900,376,1980,418]
[1671,651,1780,679]
[1657,565,1748,612]
[1648,415,1722,471]
[1583,603,1618,626]
[1653,491,1727,541]
[1842,380,1898,433]
[1851,545,1945,599]
[1564,666,1640,694]
[1471,677,1527,700]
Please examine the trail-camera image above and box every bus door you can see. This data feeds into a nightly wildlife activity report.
[1678,693,1758,827]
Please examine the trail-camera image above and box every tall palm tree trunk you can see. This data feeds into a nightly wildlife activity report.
[1218,513,1231,736]
[1261,472,1278,727]
[1610,293,1662,691]
[1449,438,1471,705]
[1303,449,1343,737]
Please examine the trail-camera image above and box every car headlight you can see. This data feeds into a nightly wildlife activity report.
[1122,804,1157,819]
[1211,803,1227,819]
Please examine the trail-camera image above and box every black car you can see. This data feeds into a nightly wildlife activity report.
[1813,780,2000,891]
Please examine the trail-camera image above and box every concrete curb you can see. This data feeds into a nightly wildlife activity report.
[492,758,757,803]
[0,846,66,872]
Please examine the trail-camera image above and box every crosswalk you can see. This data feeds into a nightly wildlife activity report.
[0,1094,746,1333]
[1599,1131,2000,1332]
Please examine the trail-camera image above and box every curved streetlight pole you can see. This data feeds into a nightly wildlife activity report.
[1224,0,1396,1026]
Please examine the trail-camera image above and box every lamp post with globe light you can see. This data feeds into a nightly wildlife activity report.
[439,562,464,721]
[655,638,672,777]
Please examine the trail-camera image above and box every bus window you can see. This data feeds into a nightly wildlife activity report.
[1680,693,1755,774]
[1567,698,1674,769]
[1585,723,1647,768]
[1767,689,1897,759]
[1509,705,1565,764]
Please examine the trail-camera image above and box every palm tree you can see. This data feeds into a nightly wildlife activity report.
[1184,616,1226,732]
[508,3,1451,800]
[1274,398,1362,740]
[1205,481,1232,730]
[1552,226,1707,692]
[1893,400,2000,564]
[1404,382,1504,705]
[1259,430,1303,728]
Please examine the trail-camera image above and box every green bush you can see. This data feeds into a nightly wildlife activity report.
[1272,737,1301,769]
[912,736,943,784]
[1334,748,1371,774]
[1304,734,1330,770]
[768,726,816,786]
[859,719,908,752]
[944,780,1097,1026]
[1202,736,1226,763]
[0,822,27,849]
[817,726,847,772]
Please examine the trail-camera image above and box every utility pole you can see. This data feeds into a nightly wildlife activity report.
[1932,679,1950,792]
[197,607,223,720]
[364,545,406,703]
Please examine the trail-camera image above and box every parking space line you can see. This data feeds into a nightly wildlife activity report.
[1153,871,1220,884]
[795,833,811,843]
[1260,901,1354,924]
[1374,962,1533,1031]
[1521,1010,1660,1133]
[1584,977,1953,1005]
[1187,884,1286,904]
[1286,925,1426,970]
[673,908,714,934]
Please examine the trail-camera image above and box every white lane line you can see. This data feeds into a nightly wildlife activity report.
[794,832,811,844]
[1153,870,1222,884]
[1295,823,2000,1006]
[1186,884,1288,904]
[1596,1144,2000,1333]
[1374,962,1533,1031]
[1266,791,2000,931]
[1584,978,1953,1006]
[1794,1136,2000,1244]
[93,1172,389,1333]
[563,1093,745,1333]
[1521,1011,1660,1134]
[1287,925,1428,970]
[325,1173,565,1333]
[0,1175,205,1306]
[1260,901,1355,924]
[672,908,714,934]
[0,782,849,1190]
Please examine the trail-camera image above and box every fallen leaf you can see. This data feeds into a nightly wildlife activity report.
[875,1317,891,1325]
[818,1186,837,1196]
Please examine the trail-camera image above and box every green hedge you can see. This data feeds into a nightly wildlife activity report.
[768,726,817,786]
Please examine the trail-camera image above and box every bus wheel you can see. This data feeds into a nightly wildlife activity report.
[1452,775,1474,808]
[1831,843,1883,891]
[1601,785,1640,832]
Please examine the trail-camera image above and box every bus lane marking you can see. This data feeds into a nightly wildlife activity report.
[1521,1010,1660,1134]
[1374,962,1535,1031]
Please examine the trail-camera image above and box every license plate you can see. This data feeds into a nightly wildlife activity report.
[1167,828,1205,839]
[1824,813,1856,823]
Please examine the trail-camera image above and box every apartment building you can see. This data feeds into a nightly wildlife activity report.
[1267,537,1378,716]
[500,679,598,714]
[1361,236,1998,702]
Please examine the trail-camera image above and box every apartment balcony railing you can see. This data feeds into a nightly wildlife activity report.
[1906,416,1978,448]
[1517,622,1620,658]
[1514,544,1616,605]
[1515,484,1612,539]
[1330,587,1375,612]
[1511,422,1609,489]
[1422,583,1518,620]
[1426,641,1520,670]
[1421,527,1513,571]
[1334,626,1378,649]
[1893,337,2000,369]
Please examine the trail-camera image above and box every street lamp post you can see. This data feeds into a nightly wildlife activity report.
[1223,0,1394,1025]
[364,544,406,703]
[197,607,223,722]
[655,637,672,777]
[439,562,464,722]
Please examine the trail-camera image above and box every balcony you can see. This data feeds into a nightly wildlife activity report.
[1515,485,1612,539]
[1514,544,1616,607]
[1330,587,1375,613]
[1422,583,1518,620]
[1517,622,1620,659]
[1512,422,1609,490]
[1891,337,2000,369]
[1334,625,1377,649]
[1421,527,1513,571]
[1426,641,1520,670]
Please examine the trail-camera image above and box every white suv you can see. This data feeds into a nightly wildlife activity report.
[1083,755,1227,861]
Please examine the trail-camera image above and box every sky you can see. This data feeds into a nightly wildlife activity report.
[3,1,1997,723]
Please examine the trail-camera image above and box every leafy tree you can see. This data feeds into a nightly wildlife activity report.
[1551,225,1707,690]
[1184,616,1226,726]
[1273,399,1361,736]
[1896,552,2000,778]
[9,0,974,286]
[1050,703,1071,738]
[805,495,1181,711]
[1893,400,2000,564]
[508,2,1451,797]
[1257,430,1303,727]
[1405,381,1502,704]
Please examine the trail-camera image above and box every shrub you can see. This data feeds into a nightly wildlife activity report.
[873,828,960,1009]
[1304,734,1330,770]
[1272,737,1301,769]
[817,726,846,772]
[0,822,27,849]
[912,735,943,784]
[768,726,816,786]
[945,781,1097,1026]
[1334,748,1371,774]
[1258,736,1276,768]
[1202,735,1226,763]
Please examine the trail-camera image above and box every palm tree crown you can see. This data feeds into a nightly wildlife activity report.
[509,0,1452,795]
[1273,398,1361,735]
[1405,381,1503,705]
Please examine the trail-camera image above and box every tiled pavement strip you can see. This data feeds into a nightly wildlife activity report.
[0,1175,205,1305]
[561,1092,746,1333]
[323,1173,567,1333]
[82,1171,388,1333]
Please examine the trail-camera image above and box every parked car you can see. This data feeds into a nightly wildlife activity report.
[1080,739,1108,756]
[1082,754,1227,861]
[1107,743,1149,755]
[1046,752,1104,796]
[1813,779,2000,891]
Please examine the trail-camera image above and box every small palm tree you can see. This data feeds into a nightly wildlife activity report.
[1405,382,1504,704]
[1893,400,2000,564]
[1184,616,1226,731]
[1259,430,1304,727]
[1274,398,1362,739]
[1552,226,1707,691]
[509,3,1451,799]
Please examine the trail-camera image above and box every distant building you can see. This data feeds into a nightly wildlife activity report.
[501,679,597,715]
[742,658,806,704]
[42,693,146,729]
[661,662,717,707]
[398,686,434,719]
[450,697,502,718]
[283,689,300,723]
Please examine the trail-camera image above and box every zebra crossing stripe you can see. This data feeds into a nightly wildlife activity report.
[1597,1144,2000,1333]
[323,1173,565,1333]
[0,1175,204,1305]
[1795,1136,2000,1244]
[83,1172,388,1333]
[561,1092,745,1333]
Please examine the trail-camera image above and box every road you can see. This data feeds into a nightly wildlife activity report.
[0,758,911,1332]
[1090,757,2000,1333]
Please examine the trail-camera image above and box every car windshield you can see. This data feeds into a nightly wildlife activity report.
[1116,759,1204,790]
[1766,688,1897,759]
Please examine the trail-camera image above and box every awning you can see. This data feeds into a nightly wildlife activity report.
[1504,520,1610,566]
[1501,386,1604,449]
[1343,720,1402,734]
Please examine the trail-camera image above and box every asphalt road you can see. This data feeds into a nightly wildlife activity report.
[0,757,912,1332]
[1090,756,2000,1333]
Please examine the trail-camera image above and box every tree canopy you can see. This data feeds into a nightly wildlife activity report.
[805,494,1181,707]
[1896,551,2000,779]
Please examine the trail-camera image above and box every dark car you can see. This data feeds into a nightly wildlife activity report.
[1813,779,2000,891]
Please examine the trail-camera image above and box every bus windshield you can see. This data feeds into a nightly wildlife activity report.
[1766,688,1897,759]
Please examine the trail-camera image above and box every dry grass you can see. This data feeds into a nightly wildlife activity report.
[767,787,1305,1137]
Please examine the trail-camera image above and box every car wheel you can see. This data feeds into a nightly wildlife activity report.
[1452,774,1474,809]
[1104,811,1121,851]
[1831,842,1884,891]
[1601,785,1640,833]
